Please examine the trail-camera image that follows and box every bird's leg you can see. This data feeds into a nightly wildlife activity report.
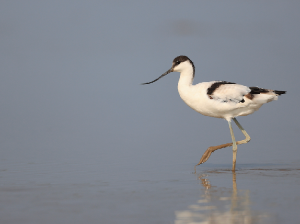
[228,120,237,171]
[194,118,251,172]
[232,118,251,144]
[194,142,233,171]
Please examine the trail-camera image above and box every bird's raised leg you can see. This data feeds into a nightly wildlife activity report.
[195,142,233,170]
[194,118,251,171]
[228,120,237,171]
[232,118,251,144]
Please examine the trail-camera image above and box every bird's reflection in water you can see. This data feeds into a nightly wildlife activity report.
[175,172,272,224]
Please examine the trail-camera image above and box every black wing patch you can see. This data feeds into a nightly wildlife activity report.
[246,87,286,100]
[207,81,236,95]
[249,87,269,94]
[274,90,286,95]
[207,81,246,103]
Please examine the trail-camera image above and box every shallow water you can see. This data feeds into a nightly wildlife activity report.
[178,165,300,224]
[1,160,299,224]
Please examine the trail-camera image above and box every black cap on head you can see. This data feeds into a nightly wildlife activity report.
[173,55,195,78]
[141,55,195,85]
[173,55,190,63]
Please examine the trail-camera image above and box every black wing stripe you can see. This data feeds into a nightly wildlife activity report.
[249,87,286,95]
[249,87,269,94]
[207,81,236,95]
[274,90,286,95]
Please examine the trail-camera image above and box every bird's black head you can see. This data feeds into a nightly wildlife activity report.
[142,55,195,85]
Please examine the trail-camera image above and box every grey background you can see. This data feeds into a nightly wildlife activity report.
[0,1,299,223]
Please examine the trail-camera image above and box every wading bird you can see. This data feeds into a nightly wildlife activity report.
[142,56,285,171]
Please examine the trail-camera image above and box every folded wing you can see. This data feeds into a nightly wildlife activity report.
[207,81,250,103]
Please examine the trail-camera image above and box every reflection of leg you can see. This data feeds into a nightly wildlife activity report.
[198,174,211,189]
[232,171,237,190]
[231,171,238,212]
[195,118,251,171]
[228,120,237,171]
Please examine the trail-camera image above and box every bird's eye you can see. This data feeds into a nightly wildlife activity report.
[176,61,181,65]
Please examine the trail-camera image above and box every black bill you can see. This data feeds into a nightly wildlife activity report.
[141,68,173,85]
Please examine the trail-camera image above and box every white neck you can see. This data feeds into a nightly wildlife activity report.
[178,68,194,88]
